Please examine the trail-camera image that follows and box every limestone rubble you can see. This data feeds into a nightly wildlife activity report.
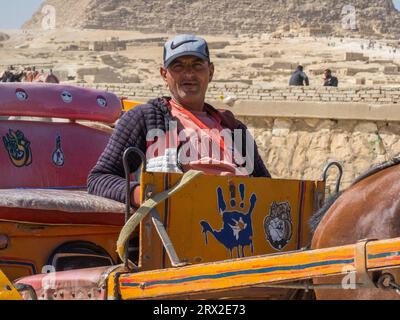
[24,0,400,39]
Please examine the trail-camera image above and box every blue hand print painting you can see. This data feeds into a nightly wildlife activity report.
[200,183,256,258]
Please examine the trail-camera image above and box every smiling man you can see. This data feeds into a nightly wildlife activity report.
[88,34,270,207]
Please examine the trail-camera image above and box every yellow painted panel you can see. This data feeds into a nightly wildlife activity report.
[0,221,121,281]
[122,100,142,112]
[0,269,22,300]
[118,237,400,299]
[139,173,324,271]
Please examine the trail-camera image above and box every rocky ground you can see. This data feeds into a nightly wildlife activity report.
[1,28,400,88]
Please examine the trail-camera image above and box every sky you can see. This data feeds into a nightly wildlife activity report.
[0,0,44,29]
[0,0,399,29]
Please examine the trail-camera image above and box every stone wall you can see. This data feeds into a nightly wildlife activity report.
[78,83,400,194]
[241,116,398,194]
[81,83,400,105]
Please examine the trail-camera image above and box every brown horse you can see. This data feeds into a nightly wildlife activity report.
[310,158,400,300]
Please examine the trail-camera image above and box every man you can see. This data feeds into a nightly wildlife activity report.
[289,65,309,86]
[0,68,8,82]
[0,65,17,82]
[88,34,270,207]
[22,67,33,82]
[45,69,60,83]
[323,69,338,87]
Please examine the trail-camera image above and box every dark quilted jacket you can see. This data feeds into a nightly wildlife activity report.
[87,97,271,203]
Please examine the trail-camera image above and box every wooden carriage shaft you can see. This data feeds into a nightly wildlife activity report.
[115,237,400,299]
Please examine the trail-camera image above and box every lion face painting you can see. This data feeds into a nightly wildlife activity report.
[264,201,293,250]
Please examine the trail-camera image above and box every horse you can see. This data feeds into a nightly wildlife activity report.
[310,157,400,300]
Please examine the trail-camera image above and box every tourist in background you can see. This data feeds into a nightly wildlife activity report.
[0,65,23,82]
[323,69,338,87]
[289,65,309,86]
[23,67,33,82]
[44,69,60,83]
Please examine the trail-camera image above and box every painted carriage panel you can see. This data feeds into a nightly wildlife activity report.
[139,172,323,270]
[0,270,22,300]
[120,237,400,299]
[0,221,122,281]
[0,120,110,188]
[0,83,121,123]
[121,99,142,112]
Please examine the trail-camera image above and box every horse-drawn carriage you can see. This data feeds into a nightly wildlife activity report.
[1,83,400,300]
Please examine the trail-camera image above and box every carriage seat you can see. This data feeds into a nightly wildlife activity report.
[0,83,122,190]
[0,189,125,226]
[15,265,117,300]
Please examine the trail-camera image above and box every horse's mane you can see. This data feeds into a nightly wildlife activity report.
[309,156,400,234]
[350,156,400,186]
[309,191,343,233]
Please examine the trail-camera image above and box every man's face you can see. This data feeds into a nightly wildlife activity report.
[324,70,331,78]
[160,55,214,108]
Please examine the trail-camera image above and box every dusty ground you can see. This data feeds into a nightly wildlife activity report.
[1,28,400,87]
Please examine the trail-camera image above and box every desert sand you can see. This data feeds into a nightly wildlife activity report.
[1,28,400,87]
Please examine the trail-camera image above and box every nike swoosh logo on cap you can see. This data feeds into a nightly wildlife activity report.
[170,39,198,50]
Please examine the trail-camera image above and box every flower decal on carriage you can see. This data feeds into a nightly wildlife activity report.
[52,135,65,167]
[2,129,32,168]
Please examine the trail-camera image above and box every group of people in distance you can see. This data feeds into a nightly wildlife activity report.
[0,65,59,83]
[289,65,338,87]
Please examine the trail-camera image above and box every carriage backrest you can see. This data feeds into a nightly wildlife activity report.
[138,172,325,271]
[0,83,121,189]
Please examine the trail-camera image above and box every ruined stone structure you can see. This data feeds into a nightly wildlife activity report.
[24,0,400,38]
[89,40,127,52]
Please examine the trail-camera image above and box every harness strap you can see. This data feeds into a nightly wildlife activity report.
[116,170,203,262]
